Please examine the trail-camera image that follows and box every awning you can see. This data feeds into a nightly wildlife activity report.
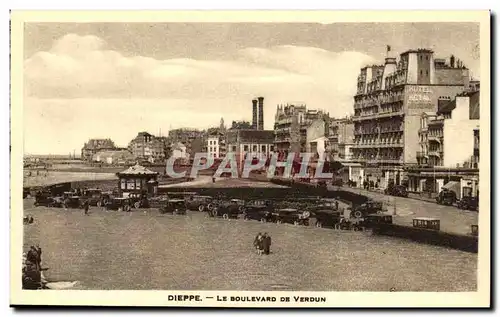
[442,181,460,194]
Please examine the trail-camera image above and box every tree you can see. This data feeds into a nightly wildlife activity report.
[230,120,252,130]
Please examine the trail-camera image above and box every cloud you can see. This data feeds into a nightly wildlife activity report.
[23,34,378,154]
[24,34,375,108]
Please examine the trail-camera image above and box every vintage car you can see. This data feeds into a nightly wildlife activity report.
[312,209,342,228]
[308,200,341,213]
[62,195,83,209]
[364,214,393,228]
[80,188,112,207]
[349,200,383,218]
[209,201,241,219]
[159,199,187,215]
[147,195,171,209]
[33,191,58,207]
[128,192,150,209]
[104,197,132,212]
[457,196,479,211]
[185,195,214,212]
[242,204,275,223]
[384,184,408,198]
[275,208,310,226]
[436,190,457,206]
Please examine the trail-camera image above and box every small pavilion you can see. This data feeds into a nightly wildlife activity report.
[116,164,159,197]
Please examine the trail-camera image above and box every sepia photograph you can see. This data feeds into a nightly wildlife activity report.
[10,10,491,308]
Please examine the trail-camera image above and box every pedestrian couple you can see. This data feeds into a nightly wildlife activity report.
[253,232,271,255]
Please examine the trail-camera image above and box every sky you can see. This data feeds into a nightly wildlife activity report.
[22,22,480,155]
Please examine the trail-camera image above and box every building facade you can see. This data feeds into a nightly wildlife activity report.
[168,128,205,159]
[407,90,480,198]
[306,119,329,159]
[81,139,117,161]
[274,104,329,154]
[226,129,275,167]
[128,132,169,163]
[92,150,135,165]
[328,117,355,162]
[351,49,470,189]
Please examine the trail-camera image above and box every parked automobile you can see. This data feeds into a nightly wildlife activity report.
[33,191,60,207]
[104,198,132,212]
[436,190,457,206]
[349,200,383,218]
[159,199,187,215]
[364,214,393,228]
[457,196,479,211]
[241,200,275,222]
[209,200,240,219]
[312,209,342,228]
[147,195,171,209]
[275,208,311,226]
[185,195,214,212]
[62,195,83,209]
[80,188,112,207]
[128,192,149,209]
[384,184,408,197]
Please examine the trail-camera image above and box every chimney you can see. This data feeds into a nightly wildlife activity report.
[252,99,258,129]
[258,96,264,130]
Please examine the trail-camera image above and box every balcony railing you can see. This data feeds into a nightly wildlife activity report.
[353,111,404,121]
[428,150,443,157]
[351,156,403,164]
[428,135,443,142]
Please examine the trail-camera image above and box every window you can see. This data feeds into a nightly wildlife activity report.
[420,70,423,75]
[253,145,258,152]
[232,145,237,152]
[426,70,429,76]
[261,145,266,152]
[244,145,249,152]
[426,56,429,61]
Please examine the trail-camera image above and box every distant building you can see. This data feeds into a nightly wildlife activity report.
[81,139,117,161]
[168,128,205,158]
[170,142,189,162]
[407,90,480,198]
[274,104,329,154]
[226,129,275,166]
[328,117,355,162]
[352,48,471,189]
[306,118,329,159]
[92,150,135,165]
[128,132,168,163]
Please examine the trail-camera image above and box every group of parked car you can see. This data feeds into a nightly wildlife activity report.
[31,188,151,212]
[380,182,478,212]
[154,192,389,230]
[28,185,393,230]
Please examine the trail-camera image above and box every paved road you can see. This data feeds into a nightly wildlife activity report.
[333,186,478,236]
[23,204,477,291]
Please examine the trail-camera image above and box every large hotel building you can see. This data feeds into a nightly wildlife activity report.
[351,48,470,188]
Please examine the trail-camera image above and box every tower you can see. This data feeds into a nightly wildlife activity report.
[257,96,264,130]
[252,99,258,129]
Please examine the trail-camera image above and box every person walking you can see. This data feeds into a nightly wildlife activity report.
[254,233,264,255]
[262,233,271,255]
[83,199,90,215]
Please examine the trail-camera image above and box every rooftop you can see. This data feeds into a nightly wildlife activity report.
[116,164,158,176]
